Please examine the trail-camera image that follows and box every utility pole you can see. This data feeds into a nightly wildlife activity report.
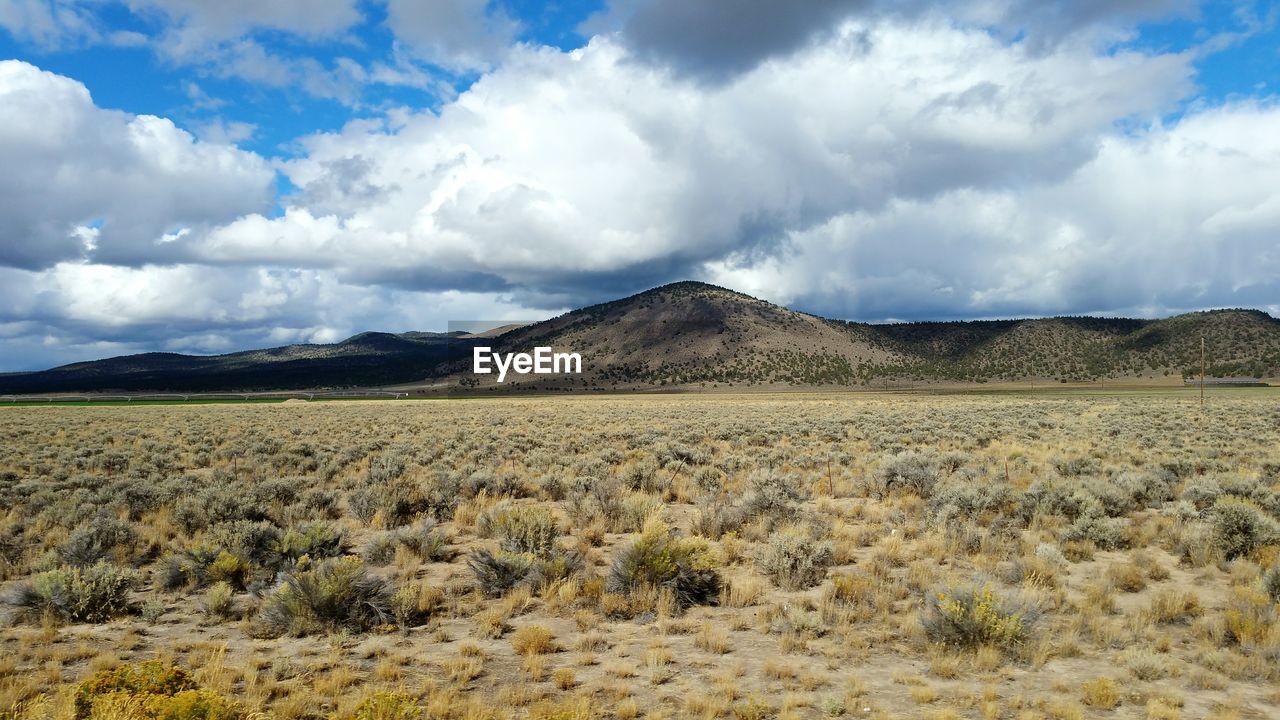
[1200,337,1206,409]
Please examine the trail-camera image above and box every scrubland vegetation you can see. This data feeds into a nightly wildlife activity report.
[1,391,1278,719]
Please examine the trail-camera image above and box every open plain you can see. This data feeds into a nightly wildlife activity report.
[1,390,1278,720]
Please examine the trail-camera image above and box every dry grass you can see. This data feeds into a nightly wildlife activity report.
[0,391,1277,719]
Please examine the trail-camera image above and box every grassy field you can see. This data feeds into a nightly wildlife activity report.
[1,391,1278,719]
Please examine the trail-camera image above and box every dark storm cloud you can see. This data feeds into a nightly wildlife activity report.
[592,0,873,81]
[594,0,1201,82]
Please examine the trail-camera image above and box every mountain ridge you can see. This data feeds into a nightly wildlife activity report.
[2,281,1278,393]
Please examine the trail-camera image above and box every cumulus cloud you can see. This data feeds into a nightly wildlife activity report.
[384,0,521,71]
[0,60,275,270]
[0,263,550,371]
[125,0,363,52]
[0,1,415,106]
[3,6,1280,372]
[587,0,873,82]
[0,0,101,48]
[704,100,1280,320]
[589,0,1199,81]
[185,21,1192,298]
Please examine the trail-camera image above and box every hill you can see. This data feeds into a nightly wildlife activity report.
[475,282,1280,389]
[2,281,1278,394]
[0,331,480,394]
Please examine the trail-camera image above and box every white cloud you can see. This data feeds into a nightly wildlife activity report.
[705,100,1280,319]
[4,9,1280,372]
[126,0,363,52]
[0,0,100,48]
[193,118,256,145]
[0,60,276,270]
[187,21,1193,294]
[588,0,1200,81]
[0,262,557,370]
[384,0,521,71]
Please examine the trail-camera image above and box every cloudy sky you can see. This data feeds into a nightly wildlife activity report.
[1,0,1278,371]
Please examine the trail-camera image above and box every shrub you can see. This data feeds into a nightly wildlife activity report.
[1181,477,1222,510]
[141,597,165,624]
[351,477,424,529]
[351,692,421,720]
[1052,455,1100,477]
[58,514,137,567]
[206,552,250,589]
[922,582,1036,650]
[689,498,749,540]
[73,661,245,720]
[76,661,196,706]
[275,522,346,564]
[755,529,834,590]
[877,451,940,498]
[348,486,380,524]
[203,582,234,619]
[464,469,523,498]
[1080,677,1120,709]
[1211,497,1278,560]
[827,573,877,608]
[1218,476,1280,516]
[363,531,403,566]
[401,521,454,562]
[742,471,804,519]
[1018,479,1100,522]
[1033,543,1067,566]
[157,544,222,591]
[88,686,243,719]
[1114,469,1176,507]
[365,520,453,566]
[1262,564,1280,603]
[622,458,662,492]
[1106,562,1147,593]
[481,504,561,556]
[1146,589,1201,624]
[511,624,557,655]
[1082,478,1138,517]
[7,561,135,624]
[523,549,585,590]
[469,548,536,597]
[208,520,282,567]
[692,466,723,494]
[390,580,443,629]
[254,556,391,637]
[929,480,1012,521]
[1061,513,1128,550]
[614,492,663,533]
[1222,587,1278,647]
[1120,647,1173,681]
[467,547,583,597]
[606,521,721,609]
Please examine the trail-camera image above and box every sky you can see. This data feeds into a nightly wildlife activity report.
[1,0,1279,371]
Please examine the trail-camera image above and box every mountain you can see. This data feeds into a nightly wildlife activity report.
[477,282,1280,389]
[0,331,481,394]
[2,281,1278,394]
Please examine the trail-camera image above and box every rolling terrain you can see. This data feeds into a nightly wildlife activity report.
[2,281,1279,394]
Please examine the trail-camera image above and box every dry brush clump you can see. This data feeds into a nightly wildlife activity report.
[922,580,1039,651]
[253,556,393,637]
[754,527,834,590]
[606,520,721,611]
[6,561,135,624]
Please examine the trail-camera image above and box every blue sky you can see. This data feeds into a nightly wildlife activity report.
[0,1,610,160]
[1,1,1279,370]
